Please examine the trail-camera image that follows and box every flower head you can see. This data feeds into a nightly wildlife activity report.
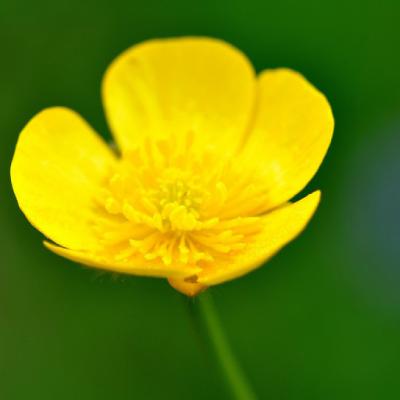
[10,37,333,296]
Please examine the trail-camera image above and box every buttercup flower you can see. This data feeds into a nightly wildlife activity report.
[11,37,333,296]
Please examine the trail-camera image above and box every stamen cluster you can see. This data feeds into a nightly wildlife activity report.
[94,137,267,271]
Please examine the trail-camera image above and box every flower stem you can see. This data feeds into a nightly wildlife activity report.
[187,291,257,400]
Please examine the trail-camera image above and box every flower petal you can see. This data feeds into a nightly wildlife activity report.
[197,191,320,285]
[242,69,333,208]
[44,242,200,278]
[102,37,255,153]
[11,107,116,250]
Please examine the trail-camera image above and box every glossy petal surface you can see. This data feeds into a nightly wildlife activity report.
[11,107,116,250]
[103,37,255,154]
[242,69,333,209]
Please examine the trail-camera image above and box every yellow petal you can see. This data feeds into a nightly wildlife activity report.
[197,191,321,285]
[44,241,200,279]
[242,69,333,209]
[10,107,116,250]
[102,37,255,153]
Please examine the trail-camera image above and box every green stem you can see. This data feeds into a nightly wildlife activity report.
[187,291,257,400]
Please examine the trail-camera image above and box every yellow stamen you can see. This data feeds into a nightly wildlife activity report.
[93,138,269,279]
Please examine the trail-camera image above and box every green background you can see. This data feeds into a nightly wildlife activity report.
[1,1,400,399]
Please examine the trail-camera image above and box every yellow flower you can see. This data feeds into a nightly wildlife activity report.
[10,37,333,296]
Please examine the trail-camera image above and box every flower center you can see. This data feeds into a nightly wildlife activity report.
[93,139,268,270]
[149,170,203,232]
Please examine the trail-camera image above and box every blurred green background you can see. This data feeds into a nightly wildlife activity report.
[1,1,400,399]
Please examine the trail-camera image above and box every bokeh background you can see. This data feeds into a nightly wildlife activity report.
[1,1,400,399]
